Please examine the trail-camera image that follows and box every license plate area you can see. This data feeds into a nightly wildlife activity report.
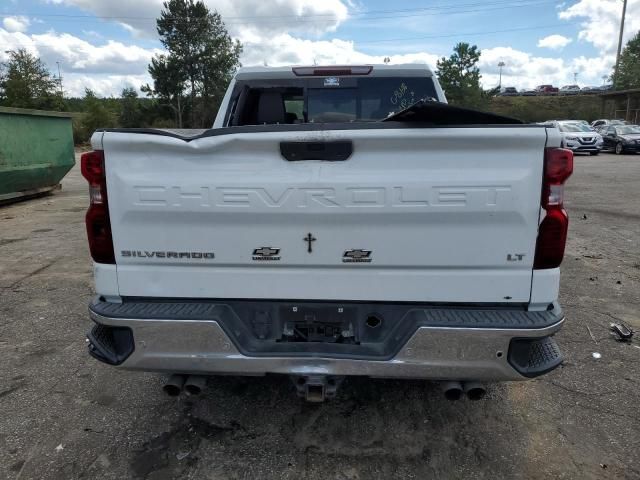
[278,305,359,344]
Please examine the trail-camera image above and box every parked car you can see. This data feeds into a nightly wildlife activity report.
[551,120,603,155]
[591,119,628,132]
[536,85,559,95]
[559,85,581,95]
[498,86,519,96]
[568,120,591,128]
[520,88,537,96]
[81,64,572,402]
[581,86,600,94]
[601,124,640,154]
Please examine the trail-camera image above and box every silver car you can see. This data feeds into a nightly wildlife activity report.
[552,120,603,155]
[560,85,581,95]
[591,119,627,133]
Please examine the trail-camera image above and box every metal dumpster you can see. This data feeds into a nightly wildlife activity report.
[0,106,75,204]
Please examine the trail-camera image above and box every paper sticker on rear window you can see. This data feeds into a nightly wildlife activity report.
[324,77,340,87]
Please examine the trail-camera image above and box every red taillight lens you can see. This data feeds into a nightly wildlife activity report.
[534,148,573,269]
[81,150,105,184]
[544,148,573,184]
[81,150,115,264]
[534,209,569,269]
[542,147,573,208]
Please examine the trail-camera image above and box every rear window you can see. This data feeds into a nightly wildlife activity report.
[227,76,438,126]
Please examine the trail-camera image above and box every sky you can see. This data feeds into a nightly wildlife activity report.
[1,0,639,97]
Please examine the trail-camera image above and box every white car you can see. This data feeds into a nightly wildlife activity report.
[551,120,603,155]
[82,64,572,402]
[559,85,581,95]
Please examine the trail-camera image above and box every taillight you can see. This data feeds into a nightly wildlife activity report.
[81,150,115,264]
[534,148,573,269]
[292,65,373,76]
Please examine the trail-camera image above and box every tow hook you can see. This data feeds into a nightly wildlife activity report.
[291,375,343,402]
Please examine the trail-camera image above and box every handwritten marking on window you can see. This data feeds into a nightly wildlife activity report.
[390,82,417,110]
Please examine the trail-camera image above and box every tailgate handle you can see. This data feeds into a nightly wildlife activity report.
[280,141,352,161]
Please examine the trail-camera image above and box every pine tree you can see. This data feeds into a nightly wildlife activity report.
[436,43,484,108]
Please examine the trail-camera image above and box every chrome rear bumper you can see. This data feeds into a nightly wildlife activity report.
[89,302,564,381]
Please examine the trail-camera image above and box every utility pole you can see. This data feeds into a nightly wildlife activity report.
[573,72,578,84]
[614,0,628,83]
[498,61,505,88]
[56,61,63,97]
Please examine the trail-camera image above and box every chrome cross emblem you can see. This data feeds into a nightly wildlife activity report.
[304,233,316,253]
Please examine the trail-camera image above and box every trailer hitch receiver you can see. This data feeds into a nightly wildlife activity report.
[291,375,343,402]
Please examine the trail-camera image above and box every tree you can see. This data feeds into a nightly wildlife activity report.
[612,31,640,90]
[78,88,116,142]
[119,87,143,128]
[142,55,187,127]
[436,43,484,108]
[146,0,242,127]
[0,49,63,110]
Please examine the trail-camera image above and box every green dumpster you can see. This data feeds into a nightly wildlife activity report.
[0,106,75,203]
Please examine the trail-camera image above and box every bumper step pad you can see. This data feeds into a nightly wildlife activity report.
[508,336,563,377]
[87,323,134,365]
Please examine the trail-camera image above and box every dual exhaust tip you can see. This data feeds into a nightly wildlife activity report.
[163,375,485,401]
[441,381,486,401]
[163,374,206,397]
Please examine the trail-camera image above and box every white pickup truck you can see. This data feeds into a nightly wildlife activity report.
[83,64,573,401]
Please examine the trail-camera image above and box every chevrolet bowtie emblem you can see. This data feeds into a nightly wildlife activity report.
[343,249,372,263]
[252,247,281,261]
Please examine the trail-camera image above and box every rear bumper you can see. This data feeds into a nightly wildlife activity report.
[564,143,602,153]
[87,298,565,381]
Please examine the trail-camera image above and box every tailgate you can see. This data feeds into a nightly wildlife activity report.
[100,126,547,303]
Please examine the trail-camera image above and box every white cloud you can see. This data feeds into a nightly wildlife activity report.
[63,73,152,97]
[479,46,613,89]
[2,16,31,33]
[49,0,350,37]
[559,0,640,54]
[0,27,159,96]
[537,34,572,50]
[237,31,438,67]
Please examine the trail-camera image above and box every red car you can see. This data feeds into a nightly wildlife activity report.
[535,85,559,95]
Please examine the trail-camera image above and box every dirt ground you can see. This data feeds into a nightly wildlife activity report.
[1,151,639,480]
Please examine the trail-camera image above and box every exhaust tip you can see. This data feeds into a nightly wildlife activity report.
[444,388,463,401]
[184,375,207,396]
[184,384,201,395]
[463,382,486,401]
[163,384,182,397]
[163,374,186,397]
[441,381,463,401]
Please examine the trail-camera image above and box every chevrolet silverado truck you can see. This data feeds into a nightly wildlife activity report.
[83,64,573,402]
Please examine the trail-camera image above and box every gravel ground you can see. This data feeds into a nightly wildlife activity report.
[1,151,639,480]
